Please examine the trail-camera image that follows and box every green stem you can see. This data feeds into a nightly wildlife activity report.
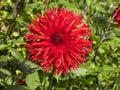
[4,0,19,36]
[2,0,24,43]
[100,7,120,42]
[66,74,72,90]
[92,6,120,62]
[83,0,87,18]
[47,74,53,90]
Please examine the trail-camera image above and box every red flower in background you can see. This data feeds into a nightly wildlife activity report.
[25,8,92,75]
[17,79,25,84]
[113,6,120,27]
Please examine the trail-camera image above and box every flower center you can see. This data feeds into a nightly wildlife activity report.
[51,33,63,46]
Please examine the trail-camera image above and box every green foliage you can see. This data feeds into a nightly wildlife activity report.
[0,0,120,90]
[5,85,30,90]
[25,71,40,90]
[0,68,12,86]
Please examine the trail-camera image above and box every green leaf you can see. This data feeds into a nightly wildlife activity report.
[55,88,66,90]
[112,37,120,43]
[0,68,12,85]
[91,35,101,45]
[0,44,7,50]
[59,0,77,10]
[5,85,30,90]
[49,2,58,8]
[71,68,87,76]
[25,3,38,12]
[16,17,26,26]
[0,32,5,39]
[9,48,24,61]
[103,65,115,71]
[0,55,8,67]
[23,60,40,70]
[98,47,105,54]
[25,71,40,90]
[9,59,40,74]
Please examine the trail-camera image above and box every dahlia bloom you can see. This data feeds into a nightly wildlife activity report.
[113,6,120,27]
[25,8,92,75]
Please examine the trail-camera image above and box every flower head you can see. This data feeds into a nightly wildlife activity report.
[113,6,120,27]
[25,8,92,75]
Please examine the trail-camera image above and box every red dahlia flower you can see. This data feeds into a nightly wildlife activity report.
[25,8,92,75]
[113,6,120,27]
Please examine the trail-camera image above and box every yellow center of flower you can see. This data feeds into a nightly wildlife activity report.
[51,33,63,46]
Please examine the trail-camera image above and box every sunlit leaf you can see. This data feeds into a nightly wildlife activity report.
[0,68,12,85]
[9,48,24,61]
[0,44,7,50]
[25,71,40,90]
[71,68,87,76]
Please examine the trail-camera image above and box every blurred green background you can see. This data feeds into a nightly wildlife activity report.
[0,0,120,90]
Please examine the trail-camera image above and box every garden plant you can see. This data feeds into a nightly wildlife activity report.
[0,0,120,90]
